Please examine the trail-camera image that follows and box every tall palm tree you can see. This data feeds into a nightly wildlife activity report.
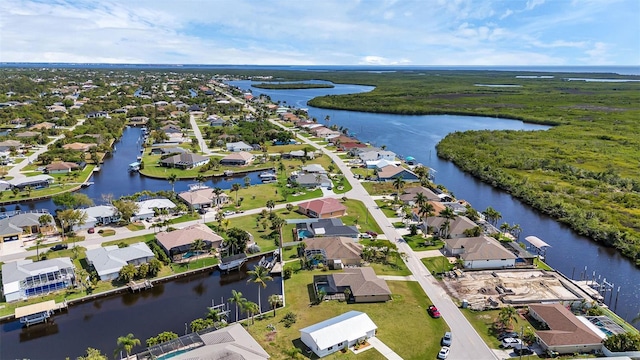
[510,224,522,240]
[498,306,518,330]
[212,187,222,208]
[268,294,281,316]
[266,200,275,213]
[247,265,273,314]
[114,333,140,359]
[271,216,286,264]
[414,192,427,208]
[392,177,406,201]
[168,173,178,193]
[228,289,246,322]
[191,239,206,255]
[231,183,240,207]
[419,202,435,233]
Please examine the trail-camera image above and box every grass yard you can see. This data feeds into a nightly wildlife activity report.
[126,222,146,231]
[421,256,454,277]
[361,182,397,196]
[461,308,536,351]
[98,229,116,237]
[403,234,444,251]
[101,234,157,247]
[246,265,447,359]
[343,199,383,235]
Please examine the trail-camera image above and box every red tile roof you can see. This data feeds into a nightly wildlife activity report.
[297,198,346,216]
[529,303,603,347]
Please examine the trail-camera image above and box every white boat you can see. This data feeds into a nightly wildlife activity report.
[259,171,277,182]
[188,183,210,191]
[128,162,141,172]
[219,253,247,271]
[223,170,234,176]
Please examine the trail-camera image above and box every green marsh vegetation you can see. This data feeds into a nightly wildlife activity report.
[227,69,640,264]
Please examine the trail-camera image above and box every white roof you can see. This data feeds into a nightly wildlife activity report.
[7,175,54,186]
[525,236,551,249]
[135,198,176,216]
[85,242,154,277]
[300,311,377,350]
[82,205,117,218]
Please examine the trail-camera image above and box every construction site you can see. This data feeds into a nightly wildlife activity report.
[442,269,594,310]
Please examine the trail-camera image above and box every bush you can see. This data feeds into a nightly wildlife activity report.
[98,229,104,234]
[281,311,297,328]
[283,268,292,280]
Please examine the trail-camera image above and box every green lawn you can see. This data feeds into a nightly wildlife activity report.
[361,182,397,196]
[343,199,383,235]
[403,234,444,251]
[0,165,96,204]
[461,308,537,352]
[127,223,146,231]
[246,265,447,359]
[421,256,454,277]
[98,229,116,237]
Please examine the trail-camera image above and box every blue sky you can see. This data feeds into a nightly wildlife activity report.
[1,0,638,65]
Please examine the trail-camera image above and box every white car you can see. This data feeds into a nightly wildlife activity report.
[359,233,373,239]
[500,338,523,348]
[222,210,236,216]
[437,346,450,359]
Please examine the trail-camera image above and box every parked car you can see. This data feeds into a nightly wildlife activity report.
[223,210,235,216]
[497,331,519,340]
[50,244,68,251]
[437,346,450,359]
[500,338,523,348]
[365,231,378,238]
[513,344,534,355]
[359,233,373,239]
[427,305,441,318]
[87,228,95,234]
[441,332,452,346]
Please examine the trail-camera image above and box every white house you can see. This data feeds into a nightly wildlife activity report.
[358,150,396,162]
[226,141,253,152]
[300,311,377,358]
[132,198,176,222]
[75,205,121,230]
[2,258,75,302]
[444,235,517,269]
[85,242,155,281]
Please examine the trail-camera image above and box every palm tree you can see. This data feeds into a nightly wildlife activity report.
[196,174,206,188]
[205,308,220,322]
[35,234,44,260]
[419,202,435,233]
[500,222,511,235]
[498,306,518,330]
[271,216,286,264]
[191,239,206,255]
[268,294,281,316]
[246,265,273,314]
[212,187,222,208]
[231,183,240,207]
[266,199,275,213]
[241,300,259,325]
[168,173,178,193]
[392,177,406,201]
[114,333,141,359]
[510,223,522,240]
[414,192,427,208]
[228,289,246,322]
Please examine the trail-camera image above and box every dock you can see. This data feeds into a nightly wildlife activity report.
[128,280,153,292]
[571,280,605,302]
[270,262,282,274]
[15,300,68,327]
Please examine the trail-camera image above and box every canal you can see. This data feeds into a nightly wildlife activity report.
[0,259,282,359]
[230,80,640,326]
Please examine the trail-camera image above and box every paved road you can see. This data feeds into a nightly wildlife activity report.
[269,118,497,360]
[189,113,211,155]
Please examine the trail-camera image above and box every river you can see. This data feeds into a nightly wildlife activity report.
[229,79,640,326]
[0,258,282,359]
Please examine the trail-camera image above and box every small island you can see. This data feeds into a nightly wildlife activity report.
[252,82,334,89]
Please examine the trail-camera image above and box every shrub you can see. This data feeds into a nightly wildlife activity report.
[281,311,297,328]
[283,268,292,280]
[97,229,104,234]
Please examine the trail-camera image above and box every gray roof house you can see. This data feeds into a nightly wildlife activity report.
[75,205,121,230]
[303,236,363,267]
[422,215,478,238]
[2,258,75,302]
[8,175,54,190]
[313,267,392,303]
[132,198,176,222]
[226,141,253,152]
[289,172,332,188]
[0,212,52,243]
[296,218,359,239]
[86,242,155,281]
[159,152,210,169]
[399,186,441,205]
[301,164,327,174]
[444,235,517,269]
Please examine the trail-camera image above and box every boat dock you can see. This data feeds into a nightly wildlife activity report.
[219,253,247,272]
[572,280,606,302]
[128,280,153,292]
[15,300,68,327]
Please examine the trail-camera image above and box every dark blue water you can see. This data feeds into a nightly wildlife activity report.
[0,259,282,360]
[12,127,265,214]
[230,80,640,326]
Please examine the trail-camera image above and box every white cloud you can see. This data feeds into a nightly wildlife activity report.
[500,9,513,19]
[525,0,546,10]
[359,56,411,65]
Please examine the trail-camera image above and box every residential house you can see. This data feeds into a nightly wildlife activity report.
[29,122,56,130]
[303,236,363,267]
[282,150,314,159]
[329,135,360,146]
[44,161,81,174]
[62,142,97,152]
[301,164,327,174]
[444,235,517,269]
[376,165,419,182]
[128,116,149,125]
[150,146,188,155]
[296,219,359,240]
[528,303,604,355]
[0,140,24,152]
[296,198,347,219]
[86,242,155,281]
[2,258,75,302]
[300,311,378,358]
[399,186,441,205]
[161,124,182,135]
[208,117,226,127]
[8,175,54,190]
[289,172,331,188]
[156,223,224,261]
[159,152,210,169]
[178,188,229,210]
[311,127,340,138]
[0,212,54,244]
[365,158,397,169]
[226,141,253,152]
[338,142,368,152]
[86,111,109,118]
[131,198,176,222]
[313,267,392,303]
[15,131,40,139]
[220,151,254,166]
[75,205,121,230]
[421,215,478,238]
[358,150,396,162]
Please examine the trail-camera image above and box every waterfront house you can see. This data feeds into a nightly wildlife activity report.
[15,131,40,139]
[296,198,347,219]
[313,267,392,303]
[75,205,121,230]
[161,124,182,135]
[0,140,24,152]
[159,152,210,169]
[283,150,314,159]
[44,161,82,174]
[2,258,75,302]
[365,158,397,169]
[156,223,224,261]
[338,142,368,152]
[358,150,396,162]
[421,215,477,238]
[399,186,441,205]
[8,175,54,190]
[528,303,604,355]
[178,188,229,210]
[376,165,419,182]
[296,218,359,240]
[444,235,517,269]
[226,141,253,152]
[220,151,254,166]
[150,146,188,155]
[301,164,327,174]
[0,212,54,244]
[86,242,155,281]
[300,311,378,358]
[303,236,363,268]
[289,172,331,188]
[131,198,176,222]
[62,142,97,152]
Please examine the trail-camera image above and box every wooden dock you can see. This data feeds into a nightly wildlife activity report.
[270,262,282,274]
[128,280,153,292]
[15,300,68,327]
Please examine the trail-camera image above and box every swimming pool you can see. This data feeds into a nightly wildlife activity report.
[298,229,314,239]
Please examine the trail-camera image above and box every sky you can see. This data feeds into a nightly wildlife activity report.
[1,0,639,66]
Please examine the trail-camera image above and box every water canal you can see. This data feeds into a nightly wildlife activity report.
[230,80,640,326]
[0,259,282,359]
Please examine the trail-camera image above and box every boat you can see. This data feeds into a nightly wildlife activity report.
[223,170,234,176]
[259,171,277,182]
[188,183,210,191]
[218,253,247,271]
[128,162,141,172]
[80,182,94,188]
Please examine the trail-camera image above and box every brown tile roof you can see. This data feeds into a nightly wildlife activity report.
[45,161,80,171]
[178,188,229,206]
[445,235,517,261]
[427,216,477,237]
[221,151,254,162]
[297,198,346,216]
[29,122,55,130]
[332,267,391,297]
[156,223,224,251]
[377,165,404,178]
[529,303,603,347]
[399,186,440,202]
[304,236,363,261]
[62,142,96,151]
